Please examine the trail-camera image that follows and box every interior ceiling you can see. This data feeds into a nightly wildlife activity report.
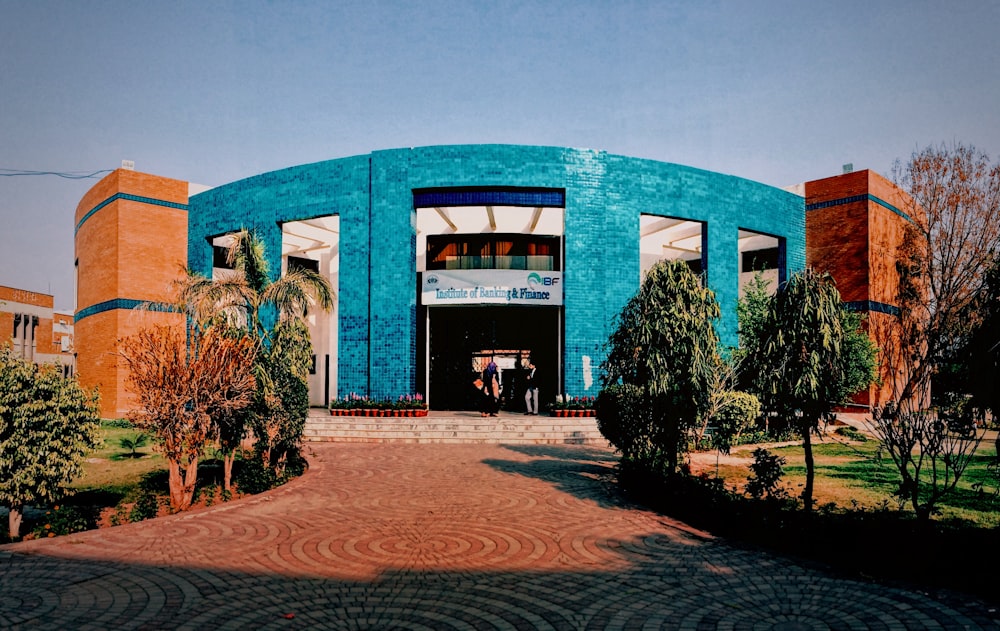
[737,229,779,252]
[417,206,564,236]
[640,216,703,256]
[211,216,340,261]
[282,216,339,258]
[213,214,777,263]
[639,216,779,256]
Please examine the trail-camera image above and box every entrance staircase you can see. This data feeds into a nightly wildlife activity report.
[304,409,609,445]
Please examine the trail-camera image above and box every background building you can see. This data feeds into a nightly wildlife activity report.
[74,145,913,418]
[804,169,921,409]
[1,284,76,376]
[73,168,194,418]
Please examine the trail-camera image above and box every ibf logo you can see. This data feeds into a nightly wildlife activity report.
[426,275,439,285]
[527,272,560,287]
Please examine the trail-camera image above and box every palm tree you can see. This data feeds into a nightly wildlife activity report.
[178,229,333,344]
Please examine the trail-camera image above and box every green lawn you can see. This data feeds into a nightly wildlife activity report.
[69,422,166,503]
[757,433,1000,526]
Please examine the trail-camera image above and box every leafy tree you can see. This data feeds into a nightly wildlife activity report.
[600,259,721,475]
[880,143,1000,406]
[0,345,101,539]
[692,352,738,446]
[167,271,258,492]
[745,448,787,501]
[836,310,879,403]
[120,326,256,510]
[752,269,848,512]
[737,272,877,436]
[251,320,312,472]
[733,271,774,381]
[867,143,999,520]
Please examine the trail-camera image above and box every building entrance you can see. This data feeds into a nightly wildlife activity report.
[424,306,560,411]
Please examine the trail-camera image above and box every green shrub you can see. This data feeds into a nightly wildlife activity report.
[595,384,656,463]
[834,426,868,442]
[30,505,94,538]
[745,448,787,500]
[195,485,217,507]
[235,456,279,495]
[129,492,160,522]
[118,432,150,456]
[712,391,762,453]
[735,429,771,446]
[104,418,134,429]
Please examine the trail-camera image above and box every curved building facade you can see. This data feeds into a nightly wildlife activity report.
[76,145,811,416]
[187,145,804,409]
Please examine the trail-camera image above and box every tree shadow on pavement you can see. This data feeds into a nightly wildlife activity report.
[2,529,994,630]
[482,445,627,511]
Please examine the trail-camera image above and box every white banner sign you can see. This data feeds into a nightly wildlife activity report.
[422,270,563,306]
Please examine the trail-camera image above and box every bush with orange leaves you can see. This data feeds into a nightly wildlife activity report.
[120,326,256,511]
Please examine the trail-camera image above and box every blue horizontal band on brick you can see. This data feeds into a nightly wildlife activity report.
[75,299,175,323]
[75,193,188,234]
[806,194,914,225]
[413,187,565,208]
[844,300,901,317]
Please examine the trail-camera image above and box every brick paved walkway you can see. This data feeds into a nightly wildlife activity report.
[1,443,997,630]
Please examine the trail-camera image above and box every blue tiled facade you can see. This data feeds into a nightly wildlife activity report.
[187,145,805,402]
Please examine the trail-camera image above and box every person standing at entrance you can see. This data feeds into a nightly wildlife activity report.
[524,360,539,415]
[482,359,501,417]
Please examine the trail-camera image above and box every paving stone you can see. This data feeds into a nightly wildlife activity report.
[1,443,997,630]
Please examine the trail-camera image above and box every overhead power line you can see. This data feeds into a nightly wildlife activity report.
[0,168,114,180]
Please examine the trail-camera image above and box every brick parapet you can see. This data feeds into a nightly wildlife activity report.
[0,285,54,309]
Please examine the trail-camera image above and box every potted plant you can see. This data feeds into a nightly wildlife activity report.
[402,393,428,417]
[549,395,596,417]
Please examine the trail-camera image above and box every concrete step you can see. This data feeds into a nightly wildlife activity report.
[304,410,609,445]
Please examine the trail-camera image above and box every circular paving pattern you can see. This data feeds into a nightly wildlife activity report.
[1,443,997,630]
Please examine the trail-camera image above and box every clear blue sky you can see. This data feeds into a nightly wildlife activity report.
[2,0,998,310]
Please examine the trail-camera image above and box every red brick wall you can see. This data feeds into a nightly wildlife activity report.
[0,285,54,308]
[804,170,922,410]
[805,171,879,303]
[75,169,189,419]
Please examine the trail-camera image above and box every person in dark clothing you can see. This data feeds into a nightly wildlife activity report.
[482,359,500,417]
[523,360,539,415]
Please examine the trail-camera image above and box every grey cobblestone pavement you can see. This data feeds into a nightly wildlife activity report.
[2,443,997,630]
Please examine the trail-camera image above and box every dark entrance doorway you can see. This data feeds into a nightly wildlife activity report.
[425,306,560,411]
